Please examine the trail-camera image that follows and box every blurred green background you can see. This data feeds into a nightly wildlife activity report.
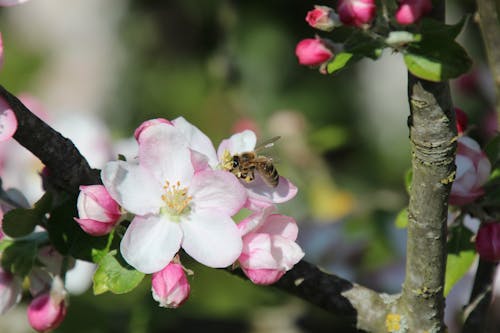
[0,0,492,332]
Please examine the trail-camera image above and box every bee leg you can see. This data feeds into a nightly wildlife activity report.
[244,172,255,183]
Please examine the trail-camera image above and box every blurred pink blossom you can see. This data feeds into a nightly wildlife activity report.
[0,0,31,6]
[0,97,17,142]
[305,5,340,32]
[337,0,376,27]
[395,0,432,25]
[295,38,334,67]
[449,136,491,206]
[475,222,500,262]
[0,268,22,315]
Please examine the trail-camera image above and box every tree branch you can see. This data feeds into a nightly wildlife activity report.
[402,76,455,332]
[0,85,100,193]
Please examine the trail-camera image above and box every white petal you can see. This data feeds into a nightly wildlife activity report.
[217,130,257,159]
[189,170,247,216]
[245,175,298,208]
[258,214,299,241]
[101,161,163,215]
[181,209,242,268]
[120,215,183,274]
[138,123,194,185]
[172,117,219,167]
[237,206,275,236]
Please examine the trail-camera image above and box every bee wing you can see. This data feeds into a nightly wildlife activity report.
[254,136,281,153]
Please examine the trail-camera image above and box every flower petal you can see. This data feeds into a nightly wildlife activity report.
[181,209,242,268]
[0,98,17,142]
[189,170,247,216]
[244,175,298,210]
[217,130,257,159]
[120,215,183,274]
[138,123,194,185]
[258,214,299,241]
[237,206,275,236]
[172,117,218,167]
[101,161,163,215]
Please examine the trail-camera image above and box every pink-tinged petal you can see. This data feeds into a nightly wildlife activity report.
[172,117,218,167]
[27,278,67,333]
[0,269,22,315]
[191,150,211,173]
[189,170,247,216]
[138,123,194,185]
[181,209,242,268]
[0,0,31,6]
[77,185,121,221]
[101,161,163,216]
[258,214,299,241]
[240,233,279,269]
[0,97,17,142]
[238,206,276,236]
[240,267,285,285]
[217,130,257,159]
[120,215,183,274]
[134,118,172,142]
[28,267,52,298]
[244,176,298,209]
[477,154,492,184]
[74,218,117,236]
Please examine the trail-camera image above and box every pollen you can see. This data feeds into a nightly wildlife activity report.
[385,313,402,332]
[160,180,192,216]
[221,150,233,171]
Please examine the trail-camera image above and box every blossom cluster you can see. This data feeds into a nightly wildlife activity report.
[295,0,433,69]
[76,117,304,308]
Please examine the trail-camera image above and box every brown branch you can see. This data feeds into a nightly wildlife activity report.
[402,75,455,333]
[476,0,500,122]
[0,84,100,193]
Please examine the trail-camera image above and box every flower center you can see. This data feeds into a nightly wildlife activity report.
[160,181,192,217]
[221,149,234,171]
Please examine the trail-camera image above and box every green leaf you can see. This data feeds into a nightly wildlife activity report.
[93,250,145,295]
[1,240,38,277]
[444,225,476,296]
[47,196,113,261]
[420,17,467,40]
[395,207,409,229]
[484,134,500,167]
[344,30,384,60]
[403,40,472,82]
[2,208,40,238]
[327,52,355,74]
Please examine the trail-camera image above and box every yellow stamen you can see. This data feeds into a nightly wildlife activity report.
[160,180,192,216]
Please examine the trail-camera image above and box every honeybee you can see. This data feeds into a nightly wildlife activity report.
[224,136,280,188]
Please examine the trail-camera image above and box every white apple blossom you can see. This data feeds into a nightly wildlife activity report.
[102,122,247,274]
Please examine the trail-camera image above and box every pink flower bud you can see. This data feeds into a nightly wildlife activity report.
[151,262,190,308]
[475,222,500,262]
[305,5,341,32]
[337,0,376,27]
[27,277,67,332]
[238,207,304,285]
[395,0,432,25]
[295,38,334,66]
[134,118,172,142]
[455,107,468,134]
[75,185,121,236]
[0,268,22,315]
[449,136,491,206]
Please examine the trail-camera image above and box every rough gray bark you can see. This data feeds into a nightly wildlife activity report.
[400,77,455,333]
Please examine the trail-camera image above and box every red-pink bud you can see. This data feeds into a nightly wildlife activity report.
[337,0,376,27]
[395,0,432,25]
[305,5,341,32]
[455,107,468,134]
[475,223,500,262]
[75,185,121,236]
[295,38,334,66]
[151,262,190,308]
[27,277,67,332]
